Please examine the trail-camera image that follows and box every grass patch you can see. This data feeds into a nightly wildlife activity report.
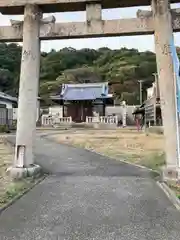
[0,125,10,133]
[167,181,180,200]
[0,140,45,210]
[0,176,44,208]
[128,152,166,172]
[52,129,166,173]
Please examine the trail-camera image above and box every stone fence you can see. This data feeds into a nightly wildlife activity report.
[86,116,118,125]
[41,115,72,126]
[41,115,118,127]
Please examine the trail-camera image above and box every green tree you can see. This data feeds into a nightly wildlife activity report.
[1,43,174,105]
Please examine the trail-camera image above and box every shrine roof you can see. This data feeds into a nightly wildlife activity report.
[0,0,178,15]
[60,82,109,101]
[0,91,17,102]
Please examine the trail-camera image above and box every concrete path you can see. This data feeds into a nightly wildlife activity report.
[0,134,180,239]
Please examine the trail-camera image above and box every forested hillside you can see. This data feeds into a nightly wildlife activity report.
[0,43,161,105]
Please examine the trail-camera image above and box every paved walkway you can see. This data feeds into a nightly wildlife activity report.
[0,134,180,239]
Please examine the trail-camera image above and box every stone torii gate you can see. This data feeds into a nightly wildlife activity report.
[0,0,180,180]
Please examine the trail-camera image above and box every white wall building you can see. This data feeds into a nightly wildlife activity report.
[0,92,41,121]
[0,92,17,108]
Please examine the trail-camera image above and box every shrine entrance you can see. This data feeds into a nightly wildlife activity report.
[0,0,180,180]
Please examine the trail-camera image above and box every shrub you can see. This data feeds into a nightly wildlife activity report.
[0,125,10,133]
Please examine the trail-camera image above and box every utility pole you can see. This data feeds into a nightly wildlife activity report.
[152,73,158,126]
[138,80,144,105]
[152,73,158,97]
[121,100,127,127]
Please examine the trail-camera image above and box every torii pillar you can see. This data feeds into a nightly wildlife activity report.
[152,0,180,180]
[8,4,42,178]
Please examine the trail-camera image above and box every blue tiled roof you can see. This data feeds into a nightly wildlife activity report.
[60,83,109,101]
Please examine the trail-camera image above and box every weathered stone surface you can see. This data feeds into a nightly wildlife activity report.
[86,3,102,21]
[14,4,42,168]
[1,14,180,42]
[7,164,41,180]
[0,25,23,41]
[41,15,56,24]
[10,20,23,27]
[0,0,153,14]
[0,18,153,42]
[0,0,179,14]
[163,166,180,182]
[137,9,153,18]
[152,0,180,172]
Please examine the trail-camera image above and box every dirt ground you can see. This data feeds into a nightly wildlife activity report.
[52,128,165,171]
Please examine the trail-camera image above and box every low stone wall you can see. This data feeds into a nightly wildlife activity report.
[38,122,119,130]
[67,122,118,130]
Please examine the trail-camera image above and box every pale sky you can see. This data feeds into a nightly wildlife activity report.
[0,3,180,52]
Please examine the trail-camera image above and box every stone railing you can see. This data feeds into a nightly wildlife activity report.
[86,116,118,124]
[99,116,118,124]
[41,115,72,126]
[85,116,92,123]
[86,116,99,123]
